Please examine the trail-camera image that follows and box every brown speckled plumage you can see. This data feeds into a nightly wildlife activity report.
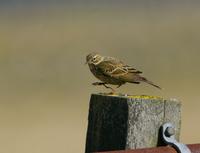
[86,53,161,92]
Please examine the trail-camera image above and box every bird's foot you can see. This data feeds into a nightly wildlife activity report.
[116,84,122,88]
[92,82,105,86]
[102,84,116,93]
[92,82,116,94]
[101,92,115,95]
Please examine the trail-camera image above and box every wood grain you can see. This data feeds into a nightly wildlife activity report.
[85,94,181,153]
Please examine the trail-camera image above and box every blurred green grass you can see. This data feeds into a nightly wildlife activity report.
[0,6,200,153]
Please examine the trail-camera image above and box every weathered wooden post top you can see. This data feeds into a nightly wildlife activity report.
[85,93,181,153]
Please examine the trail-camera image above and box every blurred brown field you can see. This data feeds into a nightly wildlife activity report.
[0,5,200,153]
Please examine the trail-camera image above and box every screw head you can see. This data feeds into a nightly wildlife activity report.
[165,127,175,137]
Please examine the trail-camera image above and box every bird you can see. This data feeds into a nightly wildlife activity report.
[86,52,161,93]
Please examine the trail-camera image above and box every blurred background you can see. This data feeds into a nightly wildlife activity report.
[0,1,200,153]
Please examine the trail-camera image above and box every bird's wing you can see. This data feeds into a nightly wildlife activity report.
[98,57,142,78]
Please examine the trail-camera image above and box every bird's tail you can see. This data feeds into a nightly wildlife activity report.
[139,76,162,90]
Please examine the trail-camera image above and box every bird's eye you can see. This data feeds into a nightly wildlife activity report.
[92,56,97,62]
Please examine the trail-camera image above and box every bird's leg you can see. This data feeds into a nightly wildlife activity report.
[92,82,105,86]
[92,82,116,94]
[102,84,116,94]
[116,84,122,88]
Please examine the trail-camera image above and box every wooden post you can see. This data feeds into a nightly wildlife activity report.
[85,94,181,153]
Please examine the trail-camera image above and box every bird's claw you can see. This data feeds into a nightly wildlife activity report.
[92,82,104,86]
[92,82,116,93]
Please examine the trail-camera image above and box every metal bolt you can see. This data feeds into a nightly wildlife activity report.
[165,127,175,137]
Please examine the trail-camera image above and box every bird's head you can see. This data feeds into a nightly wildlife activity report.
[86,52,103,65]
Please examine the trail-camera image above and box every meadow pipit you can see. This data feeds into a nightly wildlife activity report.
[86,53,161,93]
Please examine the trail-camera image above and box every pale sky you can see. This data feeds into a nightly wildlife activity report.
[1,0,200,7]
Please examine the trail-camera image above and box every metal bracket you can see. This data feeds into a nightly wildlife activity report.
[162,123,191,153]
